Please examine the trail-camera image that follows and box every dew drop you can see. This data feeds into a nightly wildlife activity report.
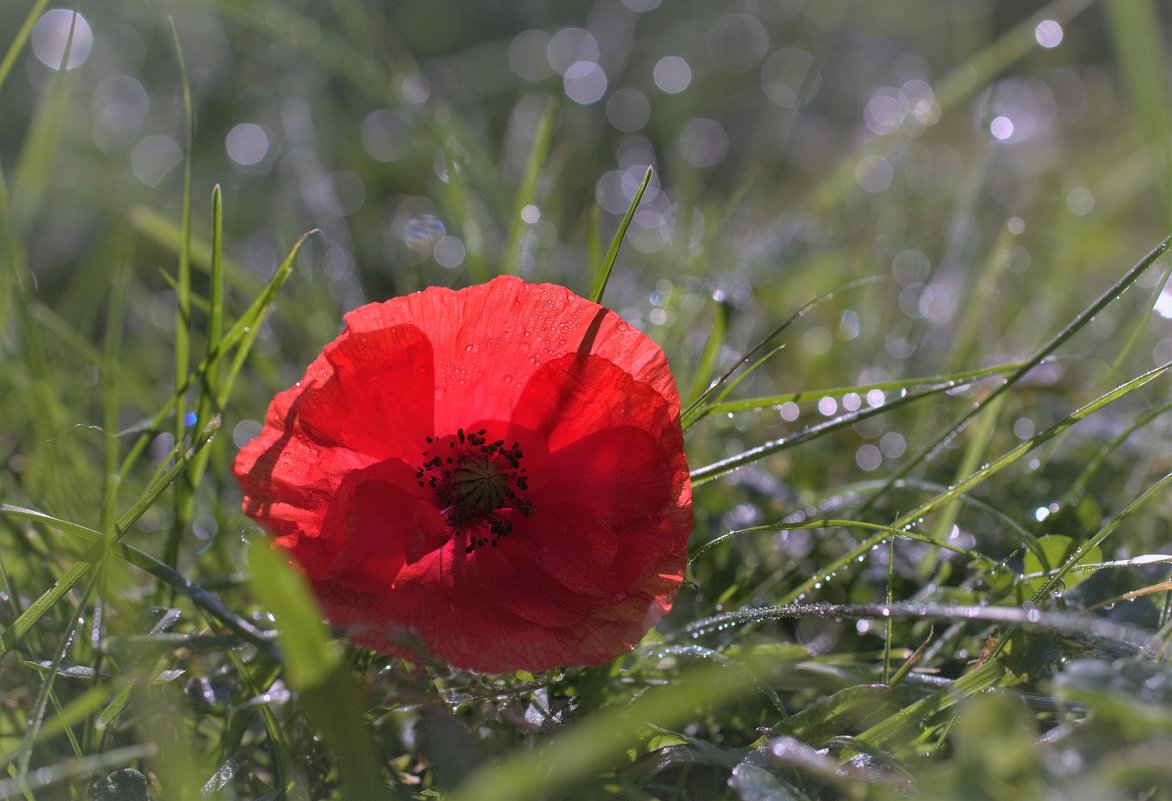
[434,386,447,399]
[503,374,512,384]
[464,344,474,352]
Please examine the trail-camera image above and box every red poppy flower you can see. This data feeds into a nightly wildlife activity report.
[234,276,692,673]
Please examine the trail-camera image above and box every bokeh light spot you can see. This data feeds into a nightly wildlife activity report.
[563,60,607,105]
[606,88,650,132]
[1035,20,1063,48]
[1066,187,1094,215]
[855,155,893,193]
[360,110,410,162]
[679,118,728,168]
[856,444,882,471]
[508,30,553,81]
[32,9,93,70]
[433,236,466,269]
[547,28,598,76]
[131,135,183,187]
[990,116,1015,140]
[654,56,692,93]
[226,123,269,167]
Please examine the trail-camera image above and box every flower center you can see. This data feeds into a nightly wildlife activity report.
[415,428,533,553]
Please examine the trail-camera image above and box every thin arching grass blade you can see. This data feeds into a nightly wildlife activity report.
[780,362,1170,604]
[850,236,1171,519]
[590,165,652,304]
[698,360,1025,417]
[11,571,100,779]
[681,276,884,429]
[984,469,1172,661]
[690,518,998,570]
[685,299,728,406]
[1061,399,1172,507]
[689,373,976,485]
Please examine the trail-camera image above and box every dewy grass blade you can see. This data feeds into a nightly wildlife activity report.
[683,602,1158,656]
[853,235,1172,517]
[696,360,1025,419]
[781,362,1171,604]
[1061,399,1172,507]
[984,470,1172,661]
[591,164,652,304]
[689,374,973,485]
[680,276,885,428]
[691,518,998,570]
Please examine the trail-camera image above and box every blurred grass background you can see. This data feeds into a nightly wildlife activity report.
[1,0,1171,799]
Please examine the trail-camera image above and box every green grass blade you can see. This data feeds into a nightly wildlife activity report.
[690,374,978,485]
[246,538,342,690]
[442,145,488,283]
[781,362,1170,604]
[681,276,885,427]
[9,11,79,230]
[0,417,220,660]
[1103,0,1171,220]
[852,235,1172,517]
[12,571,100,778]
[0,503,272,651]
[1061,399,1172,507]
[0,0,51,96]
[129,206,263,296]
[685,299,728,405]
[446,653,792,801]
[502,96,555,275]
[696,360,1025,418]
[692,518,998,570]
[590,165,651,304]
[116,230,313,482]
[167,16,196,574]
